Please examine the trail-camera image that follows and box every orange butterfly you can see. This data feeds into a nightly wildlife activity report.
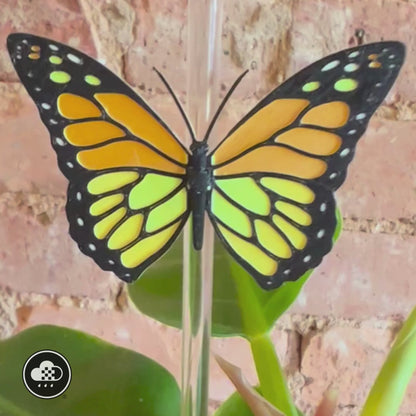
[7,33,405,289]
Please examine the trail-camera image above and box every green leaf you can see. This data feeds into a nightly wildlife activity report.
[360,306,416,416]
[0,325,180,416]
[213,390,305,416]
[128,236,244,337]
[214,390,257,416]
[128,209,342,338]
[215,354,285,416]
[249,334,297,415]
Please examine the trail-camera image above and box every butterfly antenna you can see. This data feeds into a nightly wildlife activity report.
[202,69,249,142]
[153,67,197,142]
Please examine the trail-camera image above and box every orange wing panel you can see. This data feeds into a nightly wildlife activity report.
[214,145,327,179]
[64,121,125,146]
[94,93,188,164]
[77,140,186,174]
[301,101,350,128]
[212,99,310,166]
[57,93,102,119]
[275,128,342,156]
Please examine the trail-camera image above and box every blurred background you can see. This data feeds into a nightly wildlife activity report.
[0,0,415,414]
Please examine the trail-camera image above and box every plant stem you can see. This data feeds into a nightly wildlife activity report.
[360,306,416,416]
[229,261,297,415]
[251,332,298,416]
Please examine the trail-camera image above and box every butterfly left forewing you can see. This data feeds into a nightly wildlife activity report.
[209,41,405,289]
[7,33,189,176]
[7,33,190,282]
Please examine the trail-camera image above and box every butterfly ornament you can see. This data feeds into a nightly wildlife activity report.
[7,34,404,290]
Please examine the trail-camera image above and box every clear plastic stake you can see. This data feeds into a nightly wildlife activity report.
[182,1,223,416]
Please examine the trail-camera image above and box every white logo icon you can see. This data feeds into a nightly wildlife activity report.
[30,360,63,383]
[23,350,71,398]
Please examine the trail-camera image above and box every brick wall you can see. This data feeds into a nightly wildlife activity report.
[0,1,415,415]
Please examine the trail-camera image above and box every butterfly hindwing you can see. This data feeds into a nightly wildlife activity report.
[209,41,405,289]
[7,33,190,282]
[208,175,336,289]
[67,170,188,281]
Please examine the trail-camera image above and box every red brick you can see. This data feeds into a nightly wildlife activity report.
[291,230,416,318]
[80,0,136,75]
[122,0,294,111]
[124,0,187,94]
[222,1,293,95]
[337,118,416,219]
[0,202,118,298]
[0,288,17,339]
[300,325,416,414]
[0,84,67,195]
[290,0,416,103]
[0,0,96,82]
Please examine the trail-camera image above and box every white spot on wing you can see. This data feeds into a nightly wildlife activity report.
[317,229,325,238]
[340,148,350,157]
[344,63,359,72]
[348,51,360,58]
[322,60,340,71]
[67,53,83,65]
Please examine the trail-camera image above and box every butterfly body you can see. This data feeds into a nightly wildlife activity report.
[187,140,211,250]
[7,33,405,290]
